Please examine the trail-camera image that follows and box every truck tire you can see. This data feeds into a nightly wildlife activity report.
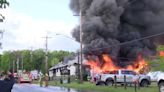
[159,81,164,92]
[96,81,106,86]
[106,79,114,86]
[140,80,149,87]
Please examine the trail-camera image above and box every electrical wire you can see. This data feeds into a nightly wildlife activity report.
[82,32,164,52]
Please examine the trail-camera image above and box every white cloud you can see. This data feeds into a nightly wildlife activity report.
[0,9,79,53]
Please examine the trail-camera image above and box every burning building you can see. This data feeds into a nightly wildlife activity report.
[70,0,164,74]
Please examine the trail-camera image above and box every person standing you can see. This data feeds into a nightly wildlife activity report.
[8,70,16,83]
[39,72,44,87]
[44,73,49,87]
[7,70,15,92]
[0,70,15,92]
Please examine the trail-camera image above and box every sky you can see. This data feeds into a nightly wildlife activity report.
[0,0,80,53]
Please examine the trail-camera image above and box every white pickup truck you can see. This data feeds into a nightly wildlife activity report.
[96,69,151,87]
[157,73,164,92]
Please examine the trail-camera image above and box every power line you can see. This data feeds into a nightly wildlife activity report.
[55,33,76,41]
[83,32,164,53]
[124,0,138,8]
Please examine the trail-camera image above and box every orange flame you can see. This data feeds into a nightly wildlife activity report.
[126,55,148,73]
[159,50,164,56]
[101,54,120,71]
[84,54,148,74]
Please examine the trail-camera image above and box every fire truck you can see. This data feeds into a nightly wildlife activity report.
[18,71,32,83]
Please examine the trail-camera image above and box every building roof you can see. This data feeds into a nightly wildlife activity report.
[49,56,85,70]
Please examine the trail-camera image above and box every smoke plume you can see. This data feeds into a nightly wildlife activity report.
[70,0,164,65]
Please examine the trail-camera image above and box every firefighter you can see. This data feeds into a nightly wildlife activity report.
[44,73,49,87]
[39,72,44,87]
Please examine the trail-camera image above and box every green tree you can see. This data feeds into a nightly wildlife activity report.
[157,45,164,61]
[32,49,45,72]
[21,50,32,71]
[1,51,11,71]
[0,49,74,72]
[49,50,74,68]
[157,45,164,51]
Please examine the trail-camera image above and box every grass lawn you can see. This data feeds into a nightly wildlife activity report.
[47,81,159,92]
[148,59,164,71]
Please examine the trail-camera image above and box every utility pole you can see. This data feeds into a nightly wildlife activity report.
[8,59,10,70]
[42,35,51,74]
[30,47,33,71]
[77,51,80,83]
[13,60,15,73]
[45,36,48,75]
[17,58,19,74]
[74,9,84,83]
[42,35,51,86]
[79,10,83,83]
[21,54,24,71]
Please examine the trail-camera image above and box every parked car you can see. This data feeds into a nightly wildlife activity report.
[96,69,151,87]
[18,72,32,83]
[157,73,164,92]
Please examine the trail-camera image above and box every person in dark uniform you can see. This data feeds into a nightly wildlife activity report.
[7,71,16,83]
[0,70,15,92]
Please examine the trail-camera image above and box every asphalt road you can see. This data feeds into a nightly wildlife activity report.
[11,84,78,92]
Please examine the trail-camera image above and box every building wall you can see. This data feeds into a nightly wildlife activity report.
[54,65,76,77]
[56,69,61,77]
[67,65,76,76]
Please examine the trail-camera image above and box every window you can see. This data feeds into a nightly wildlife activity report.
[121,70,130,75]
[109,70,118,74]
[121,70,137,75]
[129,71,137,75]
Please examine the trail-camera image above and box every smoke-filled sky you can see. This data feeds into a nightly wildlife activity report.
[70,0,164,62]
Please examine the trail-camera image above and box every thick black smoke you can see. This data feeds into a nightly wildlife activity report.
[70,0,164,64]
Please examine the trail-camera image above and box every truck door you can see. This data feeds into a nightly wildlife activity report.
[109,70,119,82]
[121,70,134,83]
